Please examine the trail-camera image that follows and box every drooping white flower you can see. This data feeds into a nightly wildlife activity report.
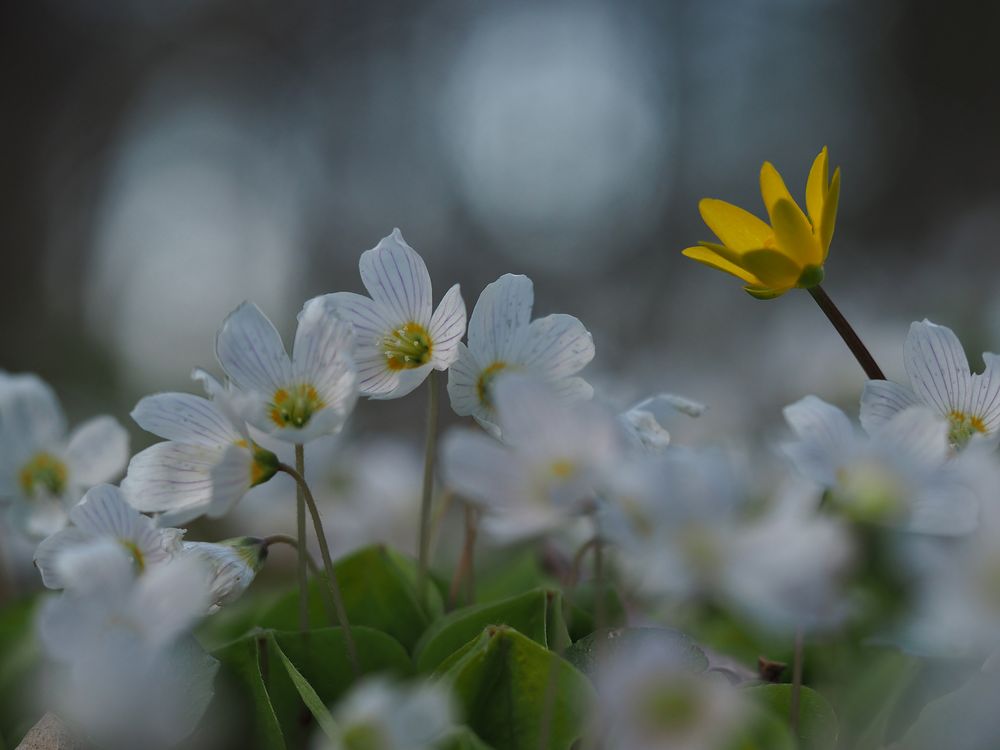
[620,393,706,453]
[442,375,623,541]
[216,299,358,442]
[0,373,129,538]
[861,320,1000,448]
[318,677,455,750]
[122,369,280,524]
[446,274,593,435]
[38,541,216,748]
[34,483,183,589]
[183,536,268,612]
[783,395,993,535]
[310,229,466,400]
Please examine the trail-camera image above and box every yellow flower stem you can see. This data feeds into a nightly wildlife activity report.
[417,369,440,611]
[807,285,885,380]
[295,444,309,634]
[279,461,361,678]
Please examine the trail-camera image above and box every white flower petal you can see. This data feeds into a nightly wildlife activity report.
[63,416,129,486]
[122,442,227,516]
[311,291,394,348]
[429,283,467,370]
[783,396,854,452]
[517,314,595,379]
[971,353,1000,434]
[440,429,520,512]
[69,484,178,566]
[876,406,950,466]
[130,555,212,646]
[34,526,92,589]
[359,229,433,326]
[183,540,260,610]
[215,302,292,395]
[904,320,972,417]
[467,274,534,363]
[859,380,920,434]
[131,393,241,447]
[8,498,69,540]
[369,362,434,401]
[445,343,484,419]
[292,300,358,420]
[550,376,594,401]
[353,345,400,397]
[207,444,256,517]
[0,373,66,457]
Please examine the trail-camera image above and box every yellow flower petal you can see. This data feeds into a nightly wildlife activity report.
[819,167,841,259]
[682,245,762,286]
[698,199,771,252]
[805,147,829,230]
[739,248,802,290]
[771,198,822,266]
[759,161,796,215]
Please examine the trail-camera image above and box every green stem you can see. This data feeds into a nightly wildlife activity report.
[295,444,309,633]
[280,462,361,678]
[447,503,478,610]
[417,369,440,608]
[791,628,804,737]
[807,285,885,380]
[264,534,336,624]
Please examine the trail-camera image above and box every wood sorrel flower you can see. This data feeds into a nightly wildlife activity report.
[682,147,840,299]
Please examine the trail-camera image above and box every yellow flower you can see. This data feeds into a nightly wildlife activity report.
[682,147,841,299]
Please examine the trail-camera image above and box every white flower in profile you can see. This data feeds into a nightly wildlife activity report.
[861,320,1000,448]
[34,484,183,589]
[0,372,129,538]
[122,369,280,524]
[310,229,466,400]
[620,393,706,453]
[216,299,358,443]
[446,274,593,435]
[183,536,268,612]
[38,541,216,747]
[319,677,455,750]
[441,374,623,541]
[783,395,992,535]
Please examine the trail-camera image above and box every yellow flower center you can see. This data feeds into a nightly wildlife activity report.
[269,384,325,429]
[120,539,146,572]
[382,322,433,370]
[476,361,509,408]
[948,410,987,448]
[550,459,576,478]
[18,453,68,497]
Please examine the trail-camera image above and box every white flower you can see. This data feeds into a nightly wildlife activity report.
[861,320,1000,448]
[34,484,183,589]
[38,541,216,747]
[783,395,991,535]
[216,299,358,442]
[183,536,268,612]
[0,372,129,538]
[620,393,706,453]
[441,375,623,541]
[446,274,593,435]
[318,677,455,750]
[122,369,280,524]
[311,229,466,400]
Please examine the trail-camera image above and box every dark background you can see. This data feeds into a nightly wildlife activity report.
[4,0,1000,444]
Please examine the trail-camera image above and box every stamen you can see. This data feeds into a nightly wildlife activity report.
[382,322,433,370]
[476,361,509,408]
[18,453,68,497]
[269,384,325,428]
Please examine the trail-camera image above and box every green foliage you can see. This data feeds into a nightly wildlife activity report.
[438,626,595,750]
[415,588,570,672]
[744,684,839,750]
[0,597,43,748]
[259,545,443,652]
[564,627,709,678]
[562,582,627,641]
[436,726,496,750]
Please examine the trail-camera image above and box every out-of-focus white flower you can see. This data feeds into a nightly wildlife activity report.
[310,229,466,400]
[861,320,1000,448]
[38,541,216,748]
[34,484,183,589]
[446,274,593,436]
[604,449,852,632]
[594,636,748,750]
[183,536,268,612]
[122,369,280,525]
[0,373,129,538]
[441,375,623,542]
[620,393,706,453]
[783,396,994,535]
[216,299,358,443]
[317,677,455,750]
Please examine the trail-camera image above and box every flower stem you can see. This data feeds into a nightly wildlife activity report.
[417,369,440,609]
[447,503,478,610]
[790,628,805,737]
[279,462,361,678]
[593,532,607,634]
[264,534,337,625]
[807,285,885,380]
[295,444,309,633]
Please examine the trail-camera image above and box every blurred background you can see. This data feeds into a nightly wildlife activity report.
[4,0,1000,446]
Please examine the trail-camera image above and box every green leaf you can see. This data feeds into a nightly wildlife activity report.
[744,684,838,750]
[259,544,443,652]
[438,625,596,750]
[414,588,570,673]
[564,627,709,678]
[0,597,44,746]
[214,626,412,749]
[268,634,339,741]
[562,583,627,641]
[436,725,496,750]
[726,709,797,750]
